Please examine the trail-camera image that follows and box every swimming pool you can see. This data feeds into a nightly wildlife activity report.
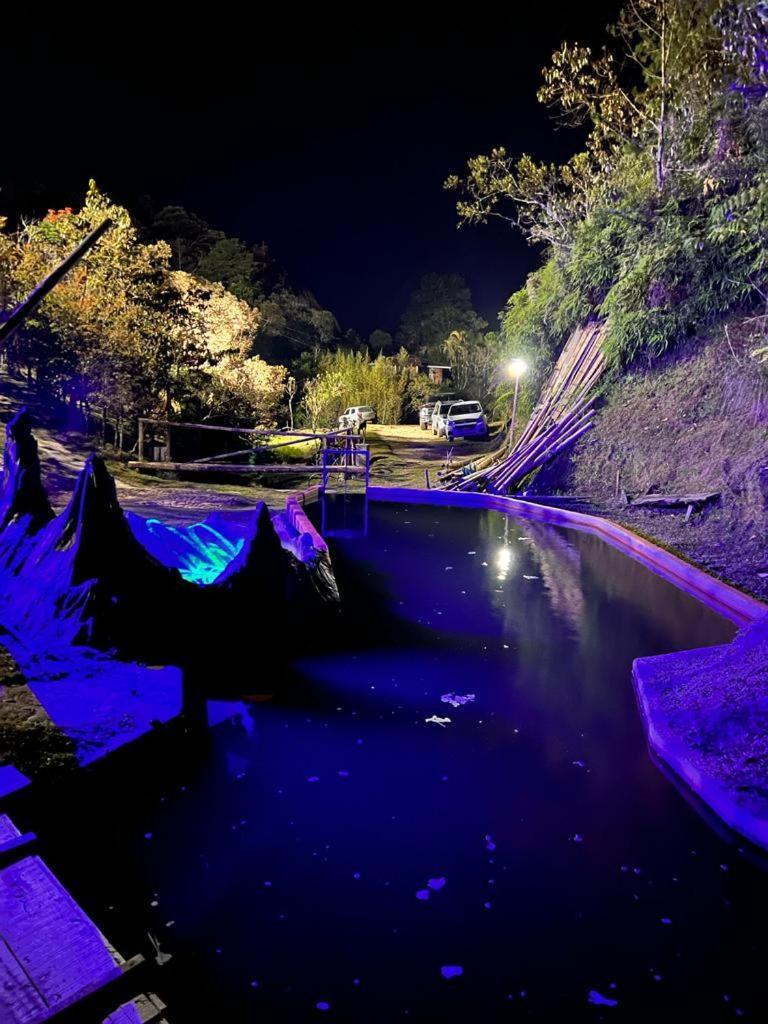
[25,501,768,1022]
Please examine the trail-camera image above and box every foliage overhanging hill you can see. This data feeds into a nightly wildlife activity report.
[447,0,768,371]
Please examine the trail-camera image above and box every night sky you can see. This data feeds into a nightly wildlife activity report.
[4,7,619,335]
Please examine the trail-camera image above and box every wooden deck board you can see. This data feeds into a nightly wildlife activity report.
[0,856,122,1023]
[0,813,21,843]
[103,992,167,1023]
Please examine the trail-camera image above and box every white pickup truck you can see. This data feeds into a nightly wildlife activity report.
[433,400,489,441]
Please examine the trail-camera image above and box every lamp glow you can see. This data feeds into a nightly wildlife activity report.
[507,358,528,379]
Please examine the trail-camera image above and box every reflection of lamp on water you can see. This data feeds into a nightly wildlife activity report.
[496,544,514,581]
[505,358,528,447]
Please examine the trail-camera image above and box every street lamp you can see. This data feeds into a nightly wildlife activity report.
[506,358,528,447]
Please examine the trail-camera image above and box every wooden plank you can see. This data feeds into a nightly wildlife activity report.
[138,418,348,440]
[630,491,720,510]
[0,855,135,1024]
[127,462,366,475]
[0,814,21,844]
[0,832,37,866]
[102,992,167,1024]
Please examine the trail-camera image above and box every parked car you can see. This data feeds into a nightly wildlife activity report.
[419,394,458,430]
[434,400,489,441]
[338,406,377,432]
[431,398,461,434]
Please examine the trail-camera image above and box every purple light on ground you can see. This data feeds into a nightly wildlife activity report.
[416,889,430,901]
[427,877,446,891]
[316,1000,330,1011]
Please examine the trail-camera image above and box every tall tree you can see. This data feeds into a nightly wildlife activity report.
[398,273,487,362]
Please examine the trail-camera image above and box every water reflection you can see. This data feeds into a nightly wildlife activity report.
[518,519,584,634]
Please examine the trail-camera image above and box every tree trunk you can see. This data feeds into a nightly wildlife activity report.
[656,4,668,194]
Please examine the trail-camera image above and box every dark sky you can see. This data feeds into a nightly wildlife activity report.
[4,7,620,336]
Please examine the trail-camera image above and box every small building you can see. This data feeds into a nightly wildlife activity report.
[426,365,453,385]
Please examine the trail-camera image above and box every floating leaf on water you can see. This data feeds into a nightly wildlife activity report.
[441,965,463,980]
[588,990,618,1007]
[441,693,476,708]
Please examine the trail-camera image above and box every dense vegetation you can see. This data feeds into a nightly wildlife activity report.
[448,0,768,373]
[0,189,501,436]
[6,2,766,442]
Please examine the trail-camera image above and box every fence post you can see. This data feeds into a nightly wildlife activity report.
[138,419,145,463]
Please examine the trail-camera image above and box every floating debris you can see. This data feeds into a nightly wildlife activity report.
[441,966,463,980]
[425,715,451,727]
[572,760,586,768]
[148,932,172,967]
[588,990,618,1007]
[522,574,540,580]
[441,693,476,708]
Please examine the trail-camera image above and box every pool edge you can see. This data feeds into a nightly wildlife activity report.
[366,486,766,627]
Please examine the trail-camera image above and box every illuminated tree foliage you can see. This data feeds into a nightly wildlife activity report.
[447,0,768,367]
[1,184,289,438]
[302,349,413,428]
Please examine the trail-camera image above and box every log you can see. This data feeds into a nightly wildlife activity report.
[127,461,364,475]
[629,491,720,510]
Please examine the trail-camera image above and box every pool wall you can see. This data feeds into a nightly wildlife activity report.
[367,486,766,627]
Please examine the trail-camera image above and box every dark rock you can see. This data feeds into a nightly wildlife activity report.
[0,408,53,533]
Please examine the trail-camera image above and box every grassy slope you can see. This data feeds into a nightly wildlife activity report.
[550,317,768,600]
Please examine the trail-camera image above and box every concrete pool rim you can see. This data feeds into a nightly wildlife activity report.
[362,486,766,627]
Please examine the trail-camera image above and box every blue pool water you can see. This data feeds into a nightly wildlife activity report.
[27,502,768,1022]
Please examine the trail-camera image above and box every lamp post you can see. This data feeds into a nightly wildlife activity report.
[506,358,528,448]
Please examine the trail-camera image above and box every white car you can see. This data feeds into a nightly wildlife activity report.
[434,401,489,441]
[431,399,455,434]
[420,395,457,430]
[338,406,377,432]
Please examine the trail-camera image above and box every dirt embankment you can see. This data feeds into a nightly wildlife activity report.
[542,320,768,600]
[0,642,76,779]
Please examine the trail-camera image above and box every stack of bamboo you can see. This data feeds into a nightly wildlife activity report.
[444,320,607,494]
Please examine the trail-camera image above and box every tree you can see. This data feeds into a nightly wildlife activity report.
[258,287,339,362]
[445,1,768,370]
[398,273,487,362]
[302,350,412,428]
[369,328,395,355]
[5,183,287,439]
[196,237,257,304]
[446,0,726,253]
[143,205,220,271]
[286,375,297,428]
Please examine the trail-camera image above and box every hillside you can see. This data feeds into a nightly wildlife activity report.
[537,315,768,599]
